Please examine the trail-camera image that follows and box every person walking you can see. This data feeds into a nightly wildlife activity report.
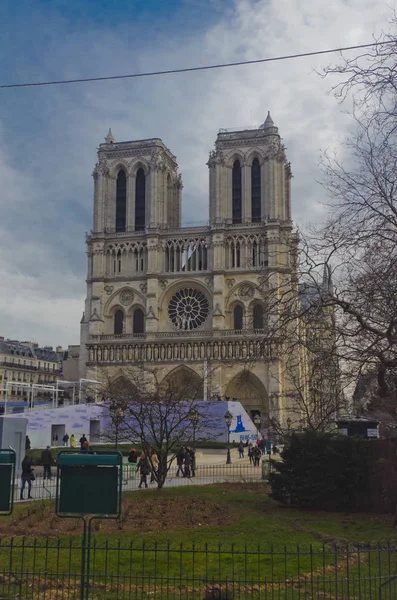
[176,447,186,477]
[150,450,159,483]
[238,441,244,459]
[70,434,76,448]
[183,448,192,478]
[188,446,196,477]
[253,445,261,467]
[62,433,69,447]
[20,455,34,500]
[137,453,150,489]
[248,444,254,465]
[41,446,54,480]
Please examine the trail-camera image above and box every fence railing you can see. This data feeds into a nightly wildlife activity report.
[14,464,266,502]
[0,537,396,599]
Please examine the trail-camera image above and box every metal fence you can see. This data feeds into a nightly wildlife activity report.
[0,538,396,599]
[14,464,266,502]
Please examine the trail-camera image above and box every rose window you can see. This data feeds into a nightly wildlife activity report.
[168,288,209,331]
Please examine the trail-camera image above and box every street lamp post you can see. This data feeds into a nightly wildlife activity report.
[189,408,200,477]
[110,402,125,449]
[253,414,261,442]
[224,410,233,465]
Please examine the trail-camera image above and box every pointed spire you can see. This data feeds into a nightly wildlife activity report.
[264,111,274,128]
[105,128,114,144]
[261,111,279,134]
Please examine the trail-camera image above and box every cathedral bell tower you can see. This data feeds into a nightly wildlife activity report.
[92,129,182,234]
[207,113,291,224]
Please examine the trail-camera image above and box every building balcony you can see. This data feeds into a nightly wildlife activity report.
[90,328,268,342]
[0,360,38,371]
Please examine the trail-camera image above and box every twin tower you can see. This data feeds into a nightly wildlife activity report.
[80,114,296,421]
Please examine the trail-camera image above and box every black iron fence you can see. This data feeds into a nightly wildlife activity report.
[0,538,396,599]
[14,464,267,502]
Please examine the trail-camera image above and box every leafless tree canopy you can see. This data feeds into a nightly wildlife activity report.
[99,366,216,488]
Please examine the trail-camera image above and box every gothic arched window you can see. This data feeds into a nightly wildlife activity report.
[251,158,261,222]
[133,308,145,335]
[233,305,243,330]
[232,160,242,224]
[115,170,127,232]
[253,304,264,329]
[135,168,146,231]
[114,309,124,335]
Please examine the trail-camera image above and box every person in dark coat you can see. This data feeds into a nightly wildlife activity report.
[186,446,196,477]
[41,446,54,480]
[176,447,186,477]
[128,448,138,464]
[248,444,254,465]
[253,445,261,467]
[183,448,192,478]
[79,434,87,449]
[21,455,34,500]
[137,453,151,488]
[25,435,31,450]
[238,442,244,459]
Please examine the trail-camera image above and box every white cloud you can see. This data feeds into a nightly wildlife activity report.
[0,0,392,346]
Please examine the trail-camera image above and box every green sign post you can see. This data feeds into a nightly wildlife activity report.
[56,450,123,600]
[0,449,16,516]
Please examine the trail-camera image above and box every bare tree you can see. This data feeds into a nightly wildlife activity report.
[97,365,218,488]
[277,19,397,420]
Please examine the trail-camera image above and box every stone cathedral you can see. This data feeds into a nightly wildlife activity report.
[79,113,298,422]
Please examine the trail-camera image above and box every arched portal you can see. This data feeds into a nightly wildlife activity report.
[161,366,204,400]
[225,370,268,415]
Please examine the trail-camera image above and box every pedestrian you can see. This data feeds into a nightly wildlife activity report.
[25,435,31,450]
[238,441,244,459]
[176,447,186,477]
[79,434,87,450]
[70,434,76,448]
[188,446,196,477]
[259,439,266,455]
[62,433,69,447]
[248,444,254,465]
[82,440,91,453]
[150,450,159,483]
[41,446,54,480]
[20,455,34,500]
[137,453,150,488]
[128,448,138,464]
[183,447,192,478]
[253,445,261,467]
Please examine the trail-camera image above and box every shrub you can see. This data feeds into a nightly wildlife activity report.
[268,430,371,511]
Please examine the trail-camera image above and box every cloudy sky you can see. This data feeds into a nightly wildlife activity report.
[0,0,392,349]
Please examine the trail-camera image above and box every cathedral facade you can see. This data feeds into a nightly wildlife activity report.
[79,113,298,423]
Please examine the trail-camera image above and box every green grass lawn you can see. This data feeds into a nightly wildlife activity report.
[1,484,396,599]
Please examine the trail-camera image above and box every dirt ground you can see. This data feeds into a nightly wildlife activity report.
[1,484,268,536]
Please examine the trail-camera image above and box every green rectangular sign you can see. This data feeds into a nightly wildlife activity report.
[0,465,12,512]
[0,449,15,515]
[56,451,122,518]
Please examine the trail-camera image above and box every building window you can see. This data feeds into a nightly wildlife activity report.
[114,309,124,335]
[253,304,264,329]
[230,241,241,268]
[251,158,261,222]
[115,170,127,232]
[233,305,243,330]
[232,160,242,224]
[133,308,145,334]
[135,168,146,231]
